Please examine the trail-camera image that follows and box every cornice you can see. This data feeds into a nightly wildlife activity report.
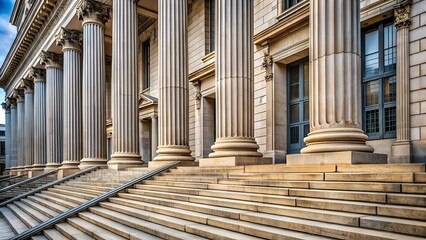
[188,62,215,83]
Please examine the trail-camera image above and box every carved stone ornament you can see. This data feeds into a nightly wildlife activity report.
[6,97,16,108]
[13,89,25,102]
[192,80,201,110]
[1,102,7,111]
[27,67,45,81]
[394,0,412,29]
[20,79,34,93]
[56,27,83,50]
[262,55,273,82]
[39,51,63,67]
[76,0,111,25]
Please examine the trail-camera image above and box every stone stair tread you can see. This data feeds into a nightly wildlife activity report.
[43,229,69,240]
[35,193,79,208]
[142,180,209,189]
[218,179,310,188]
[206,183,289,195]
[14,201,50,223]
[377,204,426,220]
[48,188,97,199]
[387,193,426,206]
[401,183,426,194]
[80,210,202,240]
[61,181,121,187]
[289,188,387,203]
[228,172,324,181]
[20,198,59,218]
[54,222,95,240]
[308,181,401,192]
[7,203,39,228]
[0,206,28,234]
[31,234,50,240]
[295,197,379,214]
[54,185,105,195]
[244,164,337,173]
[336,164,425,173]
[360,215,426,237]
[241,211,422,240]
[67,217,127,240]
[63,183,114,191]
[185,224,264,240]
[28,195,70,213]
[324,172,414,182]
[153,176,220,183]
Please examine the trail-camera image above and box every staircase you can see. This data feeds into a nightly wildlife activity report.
[0,174,57,202]
[22,163,426,240]
[0,168,151,239]
[0,175,28,189]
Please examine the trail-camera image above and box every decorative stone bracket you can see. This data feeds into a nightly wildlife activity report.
[262,44,273,82]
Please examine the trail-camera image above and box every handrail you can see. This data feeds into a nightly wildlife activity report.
[0,166,100,207]
[0,174,27,184]
[12,161,180,240]
[0,170,57,194]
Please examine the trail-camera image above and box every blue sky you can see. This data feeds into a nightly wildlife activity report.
[0,0,17,124]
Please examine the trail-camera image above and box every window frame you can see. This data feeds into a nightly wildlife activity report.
[209,0,215,53]
[361,20,397,140]
[142,40,151,91]
[282,0,303,11]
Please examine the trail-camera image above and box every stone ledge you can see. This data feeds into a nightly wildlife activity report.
[199,156,272,167]
[286,151,387,165]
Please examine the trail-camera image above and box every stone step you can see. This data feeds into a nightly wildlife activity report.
[41,190,86,205]
[31,234,49,240]
[377,204,426,221]
[0,216,15,239]
[176,166,245,173]
[336,164,425,173]
[387,193,426,207]
[288,188,387,203]
[244,164,337,173]
[324,173,414,183]
[308,181,401,193]
[228,173,324,181]
[415,173,426,182]
[67,217,127,240]
[47,188,97,200]
[27,195,70,213]
[43,229,69,240]
[80,209,205,240]
[152,175,220,183]
[20,198,59,218]
[241,211,421,240]
[295,197,378,214]
[64,181,121,188]
[7,203,39,228]
[54,222,96,240]
[54,185,105,196]
[14,200,50,223]
[163,172,230,177]
[402,183,426,194]
[360,215,426,237]
[206,183,289,195]
[143,180,210,189]
[218,179,310,188]
[62,183,114,192]
[35,193,79,209]
[0,207,28,234]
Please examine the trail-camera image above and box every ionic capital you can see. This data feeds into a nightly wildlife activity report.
[27,67,45,82]
[39,51,63,68]
[76,0,111,26]
[20,79,34,94]
[56,28,83,51]
[394,0,412,30]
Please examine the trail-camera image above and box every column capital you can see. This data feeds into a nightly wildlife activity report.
[39,51,63,68]
[76,0,111,26]
[56,27,83,51]
[394,0,412,30]
[19,79,34,94]
[1,102,8,112]
[6,97,16,109]
[27,67,45,82]
[13,89,25,103]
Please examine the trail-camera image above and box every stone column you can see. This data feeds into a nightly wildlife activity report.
[21,80,34,170]
[2,102,11,171]
[40,51,64,170]
[15,89,25,173]
[56,28,83,173]
[109,0,143,170]
[29,68,47,175]
[8,98,18,172]
[202,0,263,167]
[153,0,194,165]
[77,0,110,169]
[151,115,158,160]
[391,0,412,163]
[288,0,386,165]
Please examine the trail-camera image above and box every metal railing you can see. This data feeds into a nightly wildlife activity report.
[0,166,99,207]
[0,174,27,184]
[0,170,57,194]
[11,161,180,240]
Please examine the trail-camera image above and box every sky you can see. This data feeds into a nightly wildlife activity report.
[0,0,17,124]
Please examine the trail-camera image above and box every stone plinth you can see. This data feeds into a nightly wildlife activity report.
[57,168,80,179]
[199,157,272,167]
[287,151,387,165]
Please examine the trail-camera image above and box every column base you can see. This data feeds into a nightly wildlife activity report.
[199,156,272,167]
[28,169,45,178]
[209,138,263,158]
[10,168,18,175]
[263,150,287,164]
[148,160,198,169]
[79,158,108,170]
[390,141,412,163]
[287,151,387,165]
[57,168,80,179]
[108,153,144,170]
[153,145,195,162]
[44,163,62,171]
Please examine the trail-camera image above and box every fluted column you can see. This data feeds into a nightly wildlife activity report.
[40,51,64,170]
[2,102,11,171]
[301,0,374,154]
[151,115,158,160]
[21,80,34,170]
[154,0,194,163]
[56,28,83,170]
[29,68,47,172]
[208,0,262,159]
[109,0,143,169]
[77,0,110,169]
[9,99,17,171]
[391,0,412,163]
[15,89,25,172]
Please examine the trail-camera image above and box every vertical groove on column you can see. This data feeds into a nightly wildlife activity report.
[33,80,46,169]
[17,100,25,169]
[24,91,34,168]
[154,0,193,162]
[4,108,11,169]
[10,106,17,168]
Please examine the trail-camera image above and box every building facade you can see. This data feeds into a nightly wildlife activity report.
[0,0,425,175]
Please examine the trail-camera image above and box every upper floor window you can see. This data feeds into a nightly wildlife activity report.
[142,40,150,90]
[0,131,4,137]
[209,0,215,53]
[0,142,4,156]
[362,21,397,140]
[283,0,303,11]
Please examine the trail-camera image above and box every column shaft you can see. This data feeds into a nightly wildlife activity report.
[16,95,25,170]
[151,115,158,160]
[154,0,193,162]
[9,104,17,169]
[33,76,47,170]
[109,0,143,169]
[23,82,34,169]
[209,0,262,158]
[3,104,11,170]
[301,0,373,153]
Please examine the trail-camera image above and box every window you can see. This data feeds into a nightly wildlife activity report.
[288,58,309,154]
[283,0,303,11]
[209,0,215,53]
[0,131,4,136]
[142,40,150,90]
[0,142,4,156]
[362,21,397,140]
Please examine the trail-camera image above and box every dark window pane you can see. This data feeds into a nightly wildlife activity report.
[383,76,396,103]
[303,61,309,97]
[366,110,380,134]
[385,107,396,133]
[290,104,299,123]
[365,80,379,106]
[142,40,150,90]
[303,101,309,121]
[384,24,396,72]
[303,124,309,138]
[0,131,4,136]
[289,65,299,100]
[290,126,299,144]
[364,30,379,77]
[210,0,215,52]
[0,142,4,156]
